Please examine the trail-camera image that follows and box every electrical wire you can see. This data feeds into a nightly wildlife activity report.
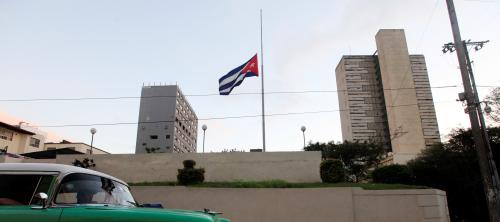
[0,85,493,102]
[35,100,456,128]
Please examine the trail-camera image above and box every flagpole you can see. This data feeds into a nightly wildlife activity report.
[260,9,266,152]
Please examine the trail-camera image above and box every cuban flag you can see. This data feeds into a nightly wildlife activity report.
[219,54,259,95]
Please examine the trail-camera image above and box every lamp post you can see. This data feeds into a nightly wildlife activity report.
[202,124,207,153]
[90,128,96,155]
[301,126,306,149]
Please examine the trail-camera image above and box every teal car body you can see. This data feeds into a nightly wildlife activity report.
[0,163,230,222]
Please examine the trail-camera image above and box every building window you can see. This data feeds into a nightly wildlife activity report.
[29,138,40,148]
[0,129,14,141]
[166,135,170,139]
[150,135,158,139]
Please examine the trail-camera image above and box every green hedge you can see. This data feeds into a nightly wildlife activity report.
[320,159,345,183]
[177,160,205,185]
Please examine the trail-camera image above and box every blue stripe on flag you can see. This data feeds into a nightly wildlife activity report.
[218,55,258,95]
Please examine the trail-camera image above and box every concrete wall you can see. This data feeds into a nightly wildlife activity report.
[132,186,449,222]
[56,152,322,183]
[0,156,56,163]
[0,156,22,163]
[375,29,426,164]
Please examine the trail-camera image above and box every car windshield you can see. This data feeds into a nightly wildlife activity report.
[55,173,135,207]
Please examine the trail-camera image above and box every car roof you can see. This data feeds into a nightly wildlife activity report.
[0,163,127,186]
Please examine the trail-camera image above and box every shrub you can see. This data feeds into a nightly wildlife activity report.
[72,158,96,169]
[182,159,196,169]
[305,141,386,182]
[177,160,205,185]
[320,159,345,183]
[372,164,411,184]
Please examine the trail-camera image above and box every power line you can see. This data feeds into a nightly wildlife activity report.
[390,0,440,105]
[417,0,440,49]
[0,85,494,102]
[464,0,500,3]
[34,100,456,128]
[477,85,500,88]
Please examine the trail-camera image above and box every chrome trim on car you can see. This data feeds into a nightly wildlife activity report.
[0,163,133,208]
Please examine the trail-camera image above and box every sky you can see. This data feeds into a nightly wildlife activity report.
[0,0,499,154]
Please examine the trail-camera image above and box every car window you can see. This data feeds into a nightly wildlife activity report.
[0,174,54,206]
[31,175,55,205]
[55,173,135,207]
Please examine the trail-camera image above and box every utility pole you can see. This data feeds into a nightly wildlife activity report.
[462,40,500,197]
[444,1,500,221]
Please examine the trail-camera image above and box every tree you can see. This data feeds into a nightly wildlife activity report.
[221,148,245,152]
[372,164,411,184]
[407,127,500,222]
[305,141,385,182]
[484,87,500,123]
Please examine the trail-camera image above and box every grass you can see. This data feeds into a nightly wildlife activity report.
[128,180,427,190]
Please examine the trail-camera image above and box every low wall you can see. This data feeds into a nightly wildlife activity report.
[132,186,449,222]
[0,156,57,163]
[0,156,22,163]
[56,152,322,183]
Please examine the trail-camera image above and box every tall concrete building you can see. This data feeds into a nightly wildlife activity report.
[335,29,440,163]
[135,85,198,154]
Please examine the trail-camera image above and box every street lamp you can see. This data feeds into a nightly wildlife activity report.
[301,126,306,149]
[202,124,207,153]
[90,128,97,155]
[484,102,492,114]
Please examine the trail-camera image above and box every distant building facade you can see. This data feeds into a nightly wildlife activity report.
[135,85,198,154]
[0,121,109,158]
[0,121,46,154]
[44,140,109,154]
[335,29,440,163]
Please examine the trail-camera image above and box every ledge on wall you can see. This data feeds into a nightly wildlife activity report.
[128,180,428,190]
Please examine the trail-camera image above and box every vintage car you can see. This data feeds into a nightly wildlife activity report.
[0,163,230,222]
